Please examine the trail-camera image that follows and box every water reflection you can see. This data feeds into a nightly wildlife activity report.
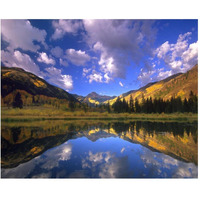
[1,120,198,178]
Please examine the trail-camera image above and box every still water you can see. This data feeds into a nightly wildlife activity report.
[1,120,198,178]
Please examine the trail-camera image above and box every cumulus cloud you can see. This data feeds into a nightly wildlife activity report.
[65,49,91,66]
[156,41,171,59]
[51,46,64,58]
[157,69,172,80]
[138,31,198,85]
[104,73,112,83]
[1,20,47,52]
[83,67,112,84]
[45,66,73,91]
[119,81,124,87]
[83,20,157,80]
[37,52,55,65]
[87,70,103,83]
[155,32,198,73]
[181,42,198,70]
[52,19,82,40]
[1,50,44,77]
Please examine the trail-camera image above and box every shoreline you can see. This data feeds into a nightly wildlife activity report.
[1,112,198,122]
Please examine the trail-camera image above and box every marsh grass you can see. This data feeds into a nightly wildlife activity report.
[1,106,197,122]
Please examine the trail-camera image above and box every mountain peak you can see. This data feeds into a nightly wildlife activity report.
[88,92,98,95]
[86,92,99,98]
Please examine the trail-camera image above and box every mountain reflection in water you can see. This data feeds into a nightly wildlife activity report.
[1,120,198,178]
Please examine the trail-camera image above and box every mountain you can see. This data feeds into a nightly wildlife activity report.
[104,64,198,105]
[72,94,85,102]
[1,66,78,107]
[73,92,116,106]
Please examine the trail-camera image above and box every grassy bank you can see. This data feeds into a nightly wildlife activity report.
[1,106,198,122]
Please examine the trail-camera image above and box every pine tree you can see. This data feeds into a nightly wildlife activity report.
[107,101,111,113]
[135,98,141,113]
[129,95,134,113]
[13,92,23,108]
[183,98,189,112]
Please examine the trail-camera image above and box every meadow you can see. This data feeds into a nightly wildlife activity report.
[1,106,197,122]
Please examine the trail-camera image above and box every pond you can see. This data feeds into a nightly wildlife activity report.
[1,120,198,178]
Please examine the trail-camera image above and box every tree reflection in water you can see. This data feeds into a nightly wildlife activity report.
[1,120,198,178]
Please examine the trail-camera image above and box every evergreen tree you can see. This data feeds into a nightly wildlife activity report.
[141,94,146,113]
[129,95,134,113]
[176,96,183,112]
[189,91,197,113]
[113,97,123,113]
[13,92,23,108]
[183,98,189,112]
[148,97,153,113]
[122,98,129,112]
[107,101,111,113]
[135,98,141,113]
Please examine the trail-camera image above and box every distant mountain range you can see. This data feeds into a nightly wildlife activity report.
[72,92,116,106]
[1,64,198,107]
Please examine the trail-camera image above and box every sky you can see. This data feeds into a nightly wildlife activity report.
[1,19,198,96]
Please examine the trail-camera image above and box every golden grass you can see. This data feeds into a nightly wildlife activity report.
[1,106,197,121]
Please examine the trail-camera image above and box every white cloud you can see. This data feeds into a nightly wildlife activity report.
[119,81,124,87]
[156,41,171,59]
[37,52,55,65]
[138,68,156,86]
[104,73,112,83]
[155,32,197,74]
[171,32,192,59]
[1,20,47,52]
[87,70,103,83]
[82,68,91,77]
[52,20,82,40]
[83,20,157,79]
[182,42,198,70]
[170,60,182,70]
[59,58,68,67]
[1,50,44,77]
[51,46,64,58]
[83,68,112,84]
[45,66,73,91]
[157,70,172,80]
[65,49,91,66]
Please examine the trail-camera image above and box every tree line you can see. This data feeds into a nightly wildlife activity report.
[111,91,197,113]
[11,91,197,114]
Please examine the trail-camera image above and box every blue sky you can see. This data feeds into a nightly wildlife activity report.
[1,19,198,96]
